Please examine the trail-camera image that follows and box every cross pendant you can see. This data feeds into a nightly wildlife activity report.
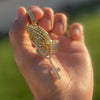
[50,66,61,80]
[27,10,61,80]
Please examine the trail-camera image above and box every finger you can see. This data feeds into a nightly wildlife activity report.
[9,7,28,48]
[52,13,67,36]
[69,23,84,42]
[27,6,44,22]
[38,7,54,31]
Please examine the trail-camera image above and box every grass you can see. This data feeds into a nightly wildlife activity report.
[0,11,100,100]
[0,37,33,99]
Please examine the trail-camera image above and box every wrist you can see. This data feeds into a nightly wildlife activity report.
[34,92,67,100]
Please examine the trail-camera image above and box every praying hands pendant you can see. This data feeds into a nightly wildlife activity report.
[26,10,61,80]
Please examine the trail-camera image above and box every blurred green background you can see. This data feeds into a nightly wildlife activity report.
[0,1,100,100]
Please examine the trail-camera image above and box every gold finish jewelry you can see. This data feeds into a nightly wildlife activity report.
[26,10,61,80]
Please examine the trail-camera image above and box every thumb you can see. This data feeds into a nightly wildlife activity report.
[9,7,32,52]
[16,6,27,20]
[9,7,36,68]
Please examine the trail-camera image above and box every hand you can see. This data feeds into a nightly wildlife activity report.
[9,6,93,100]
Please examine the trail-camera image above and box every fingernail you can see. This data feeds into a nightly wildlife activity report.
[16,7,23,20]
[45,18,52,28]
[74,29,80,35]
[55,23,63,33]
[71,28,80,39]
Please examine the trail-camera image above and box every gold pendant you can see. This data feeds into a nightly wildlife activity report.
[26,10,61,80]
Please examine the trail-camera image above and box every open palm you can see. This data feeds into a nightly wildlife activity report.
[9,6,93,100]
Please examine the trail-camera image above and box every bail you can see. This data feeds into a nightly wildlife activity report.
[27,10,37,25]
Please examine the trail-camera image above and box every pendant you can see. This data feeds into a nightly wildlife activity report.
[26,10,61,80]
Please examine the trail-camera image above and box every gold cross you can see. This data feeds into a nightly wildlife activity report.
[50,66,61,80]
[26,10,61,80]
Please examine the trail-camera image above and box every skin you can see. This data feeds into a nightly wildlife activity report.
[9,6,94,100]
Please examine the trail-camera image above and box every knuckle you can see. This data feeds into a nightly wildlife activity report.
[9,20,20,39]
[14,19,20,26]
